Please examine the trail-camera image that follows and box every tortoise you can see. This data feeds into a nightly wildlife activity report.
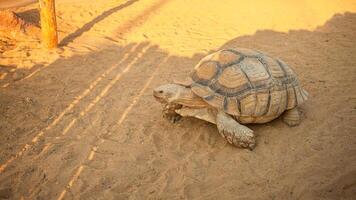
[153,48,308,149]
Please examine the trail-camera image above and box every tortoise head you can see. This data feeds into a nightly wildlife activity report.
[153,83,185,104]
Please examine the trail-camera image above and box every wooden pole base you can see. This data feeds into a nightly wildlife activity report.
[39,0,58,49]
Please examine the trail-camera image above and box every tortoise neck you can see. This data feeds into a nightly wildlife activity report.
[172,87,207,108]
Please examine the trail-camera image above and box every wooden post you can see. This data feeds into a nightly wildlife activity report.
[39,0,58,48]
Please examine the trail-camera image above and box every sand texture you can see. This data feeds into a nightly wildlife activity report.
[0,0,356,199]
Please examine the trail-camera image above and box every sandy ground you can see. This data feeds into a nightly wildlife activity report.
[0,0,356,199]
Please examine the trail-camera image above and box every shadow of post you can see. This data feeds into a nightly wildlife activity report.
[59,0,140,46]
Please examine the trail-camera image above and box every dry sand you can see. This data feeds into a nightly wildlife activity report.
[0,0,356,199]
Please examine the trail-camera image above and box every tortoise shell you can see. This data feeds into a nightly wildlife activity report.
[190,48,308,119]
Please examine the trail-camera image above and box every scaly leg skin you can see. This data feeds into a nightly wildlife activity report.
[282,107,301,126]
[216,111,256,150]
[163,103,182,123]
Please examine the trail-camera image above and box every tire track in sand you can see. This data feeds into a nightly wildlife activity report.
[0,44,140,173]
[33,44,151,163]
[56,55,169,200]
[0,0,172,173]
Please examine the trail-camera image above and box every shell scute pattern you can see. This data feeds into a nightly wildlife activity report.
[239,57,270,82]
[254,92,270,116]
[286,87,295,109]
[191,83,212,97]
[192,61,219,83]
[240,94,257,116]
[276,58,295,77]
[210,50,243,66]
[203,93,225,110]
[225,97,241,115]
[217,67,247,89]
[230,48,261,57]
[260,55,285,78]
[264,89,283,116]
[191,48,306,118]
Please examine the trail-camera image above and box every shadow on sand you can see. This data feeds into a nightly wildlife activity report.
[59,0,140,46]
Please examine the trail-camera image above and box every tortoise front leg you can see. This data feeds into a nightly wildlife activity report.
[163,103,182,123]
[216,111,256,149]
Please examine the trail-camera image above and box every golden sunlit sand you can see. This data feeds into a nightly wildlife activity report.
[0,0,355,199]
[124,0,356,56]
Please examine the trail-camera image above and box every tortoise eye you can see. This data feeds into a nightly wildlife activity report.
[158,90,163,94]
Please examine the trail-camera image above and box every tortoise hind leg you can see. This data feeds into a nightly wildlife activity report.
[282,107,301,126]
[216,111,256,150]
